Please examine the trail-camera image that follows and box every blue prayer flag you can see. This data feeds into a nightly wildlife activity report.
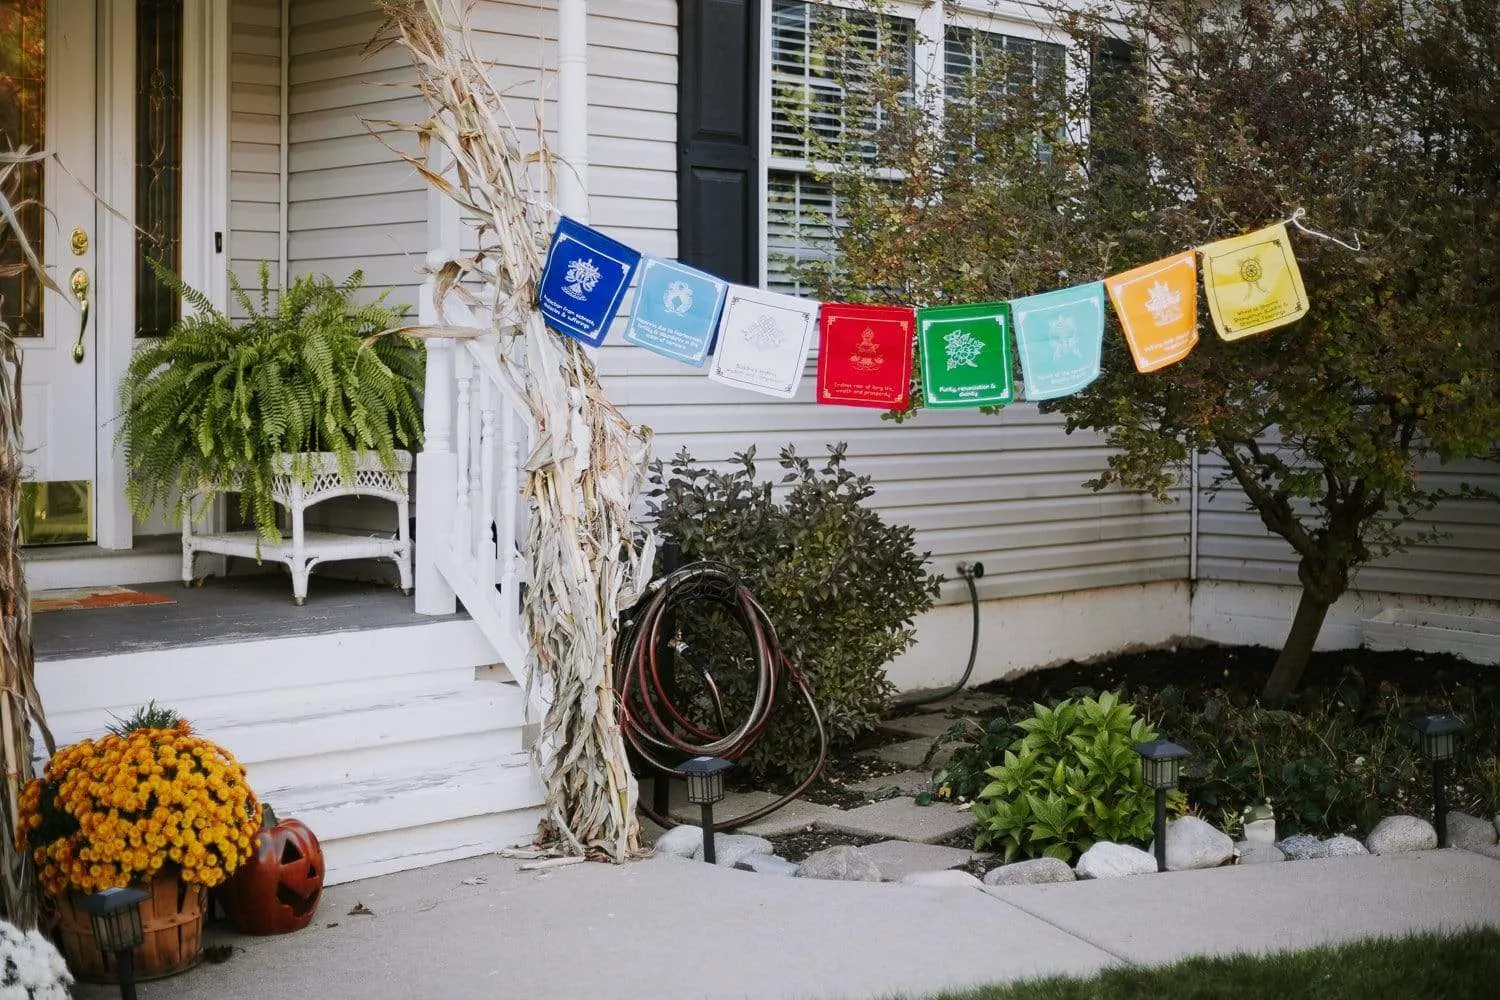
[537,217,641,346]
[1010,282,1106,401]
[622,257,729,366]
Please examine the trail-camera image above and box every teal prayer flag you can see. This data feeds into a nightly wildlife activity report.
[916,302,1014,409]
[1010,282,1106,400]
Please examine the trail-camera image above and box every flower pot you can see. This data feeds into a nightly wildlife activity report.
[52,870,206,983]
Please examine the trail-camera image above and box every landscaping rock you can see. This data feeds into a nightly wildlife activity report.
[699,834,775,868]
[1323,835,1369,858]
[1446,812,1498,851]
[1365,815,1437,855]
[733,853,800,877]
[899,869,984,889]
[1234,841,1285,864]
[1150,815,1235,871]
[795,845,883,882]
[983,857,1076,886]
[1275,834,1328,861]
[653,824,703,859]
[1074,842,1157,879]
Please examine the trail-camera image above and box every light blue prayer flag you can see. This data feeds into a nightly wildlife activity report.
[622,257,729,366]
[1011,281,1106,401]
[538,217,641,347]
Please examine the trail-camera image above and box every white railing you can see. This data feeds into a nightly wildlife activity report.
[414,251,531,673]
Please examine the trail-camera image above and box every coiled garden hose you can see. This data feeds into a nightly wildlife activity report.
[892,560,984,710]
[614,561,828,831]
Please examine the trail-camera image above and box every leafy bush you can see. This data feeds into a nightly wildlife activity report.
[971,692,1180,862]
[646,444,940,781]
[119,261,423,540]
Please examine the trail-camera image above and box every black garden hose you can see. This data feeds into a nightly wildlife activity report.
[614,561,827,831]
[892,560,984,710]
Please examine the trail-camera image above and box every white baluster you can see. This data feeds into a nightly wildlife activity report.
[477,376,497,592]
[454,348,474,572]
[414,264,457,615]
[499,403,521,638]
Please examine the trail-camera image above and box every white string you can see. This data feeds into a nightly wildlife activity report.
[1286,207,1363,252]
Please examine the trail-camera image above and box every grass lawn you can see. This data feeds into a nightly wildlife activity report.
[920,927,1500,999]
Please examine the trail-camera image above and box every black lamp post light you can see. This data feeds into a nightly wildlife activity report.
[680,755,731,863]
[1409,713,1465,848]
[79,886,150,1000]
[1134,738,1190,873]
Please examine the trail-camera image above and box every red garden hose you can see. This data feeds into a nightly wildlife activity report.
[614,561,827,831]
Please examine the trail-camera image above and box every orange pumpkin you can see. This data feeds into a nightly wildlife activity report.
[218,810,324,935]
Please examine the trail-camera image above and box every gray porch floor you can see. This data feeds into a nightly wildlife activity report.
[33,575,463,660]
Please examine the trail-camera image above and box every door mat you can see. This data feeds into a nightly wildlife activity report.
[31,586,178,614]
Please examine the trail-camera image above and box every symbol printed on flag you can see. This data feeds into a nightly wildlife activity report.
[944,329,984,369]
[848,328,885,370]
[1144,280,1184,326]
[745,315,785,351]
[563,258,602,301]
[1049,314,1082,361]
[1239,254,1267,297]
[663,281,693,317]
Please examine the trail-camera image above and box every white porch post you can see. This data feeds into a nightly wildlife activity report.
[415,259,458,616]
[557,0,589,221]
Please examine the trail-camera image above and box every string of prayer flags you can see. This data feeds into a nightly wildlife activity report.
[1010,282,1106,401]
[1105,251,1200,372]
[816,304,915,409]
[622,257,729,366]
[538,217,641,347]
[709,285,820,399]
[1199,222,1309,341]
[916,302,1014,410]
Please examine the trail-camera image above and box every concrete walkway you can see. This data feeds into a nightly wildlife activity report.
[77,848,1500,1000]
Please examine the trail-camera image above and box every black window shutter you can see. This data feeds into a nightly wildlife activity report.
[677,0,761,285]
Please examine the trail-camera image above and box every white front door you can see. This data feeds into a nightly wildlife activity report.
[2,0,98,544]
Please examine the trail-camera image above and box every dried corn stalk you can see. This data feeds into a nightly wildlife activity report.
[373,0,649,861]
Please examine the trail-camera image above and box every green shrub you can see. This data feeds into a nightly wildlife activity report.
[971,692,1181,862]
[646,444,941,781]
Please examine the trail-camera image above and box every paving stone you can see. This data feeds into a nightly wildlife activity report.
[899,870,984,889]
[664,788,784,826]
[856,839,986,881]
[912,692,1007,715]
[877,713,971,739]
[846,769,934,797]
[860,737,952,770]
[733,798,843,838]
[816,798,976,844]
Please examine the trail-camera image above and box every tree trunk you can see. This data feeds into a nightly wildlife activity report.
[1262,588,1331,702]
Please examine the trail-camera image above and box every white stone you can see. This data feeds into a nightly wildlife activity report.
[1446,812,1498,851]
[1321,834,1368,857]
[733,853,801,877]
[653,824,703,859]
[1242,817,1277,845]
[983,857,1076,886]
[899,870,984,889]
[1365,815,1438,855]
[1275,834,1328,861]
[795,845,884,882]
[1074,842,1157,879]
[1150,816,1235,871]
[1234,841,1285,864]
[699,833,775,868]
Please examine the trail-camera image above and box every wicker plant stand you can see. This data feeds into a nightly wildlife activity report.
[53,871,206,983]
[182,450,413,604]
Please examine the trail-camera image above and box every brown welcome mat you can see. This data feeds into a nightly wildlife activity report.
[31,586,178,614]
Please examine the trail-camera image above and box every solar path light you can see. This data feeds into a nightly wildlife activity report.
[1134,738,1190,873]
[1409,714,1465,848]
[680,755,732,863]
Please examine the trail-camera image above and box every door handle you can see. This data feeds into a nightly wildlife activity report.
[69,268,90,364]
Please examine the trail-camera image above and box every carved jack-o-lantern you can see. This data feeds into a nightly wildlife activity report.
[219,809,324,935]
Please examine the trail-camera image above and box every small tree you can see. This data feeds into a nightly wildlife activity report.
[812,0,1500,699]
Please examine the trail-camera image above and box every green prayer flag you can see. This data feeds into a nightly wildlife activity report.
[916,302,1014,409]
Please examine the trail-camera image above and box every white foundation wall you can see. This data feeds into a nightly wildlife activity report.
[886,580,1191,692]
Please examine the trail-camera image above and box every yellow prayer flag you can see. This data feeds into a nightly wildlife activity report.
[1199,222,1309,340]
[1104,251,1200,373]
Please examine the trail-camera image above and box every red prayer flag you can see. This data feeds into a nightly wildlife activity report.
[816,303,915,409]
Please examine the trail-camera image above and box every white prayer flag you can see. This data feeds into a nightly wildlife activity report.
[708,285,820,399]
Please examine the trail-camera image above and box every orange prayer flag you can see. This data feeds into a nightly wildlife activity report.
[1104,251,1200,373]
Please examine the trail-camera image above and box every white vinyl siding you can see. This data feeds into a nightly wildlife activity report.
[1197,454,1500,601]
[228,0,283,315]
[286,0,426,305]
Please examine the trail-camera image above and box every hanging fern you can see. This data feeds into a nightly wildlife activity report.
[119,260,423,542]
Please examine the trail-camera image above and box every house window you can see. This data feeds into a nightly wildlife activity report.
[765,2,1066,293]
[135,0,183,338]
